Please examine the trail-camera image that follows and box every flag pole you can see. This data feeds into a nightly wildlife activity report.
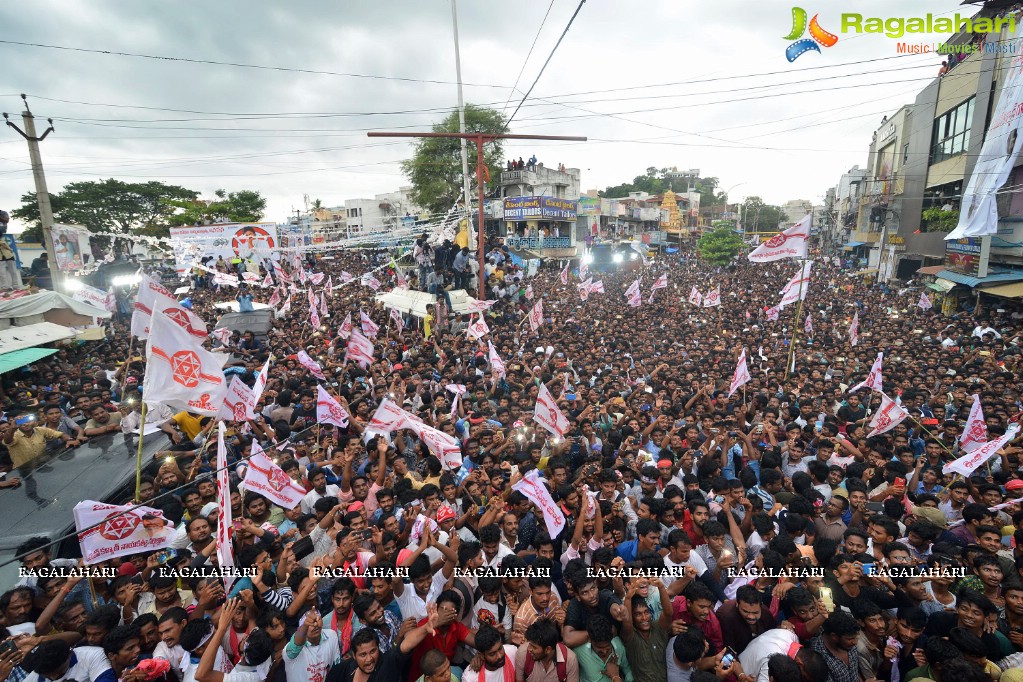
[134,400,148,503]
[785,259,807,380]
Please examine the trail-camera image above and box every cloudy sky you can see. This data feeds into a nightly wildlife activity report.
[0,0,963,232]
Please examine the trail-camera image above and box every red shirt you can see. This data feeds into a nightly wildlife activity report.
[408,618,470,681]
[671,596,723,653]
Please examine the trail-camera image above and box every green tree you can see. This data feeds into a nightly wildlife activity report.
[697,227,744,265]
[167,188,267,227]
[400,104,509,216]
[601,170,726,205]
[12,179,197,241]
[741,196,784,232]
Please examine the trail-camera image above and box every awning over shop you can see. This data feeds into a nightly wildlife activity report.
[842,241,866,250]
[0,322,76,354]
[935,269,1023,288]
[980,281,1023,299]
[917,265,945,275]
[0,347,59,374]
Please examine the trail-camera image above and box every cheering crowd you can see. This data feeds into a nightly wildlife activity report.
[2,235,1023,682]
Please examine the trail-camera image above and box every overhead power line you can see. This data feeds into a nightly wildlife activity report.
[507,0,587,125]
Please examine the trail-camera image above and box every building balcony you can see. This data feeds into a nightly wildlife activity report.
[504,236,572,250]
[500,170,537,185]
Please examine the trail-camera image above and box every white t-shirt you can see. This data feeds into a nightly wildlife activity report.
[471,596,513,633]
[662,551,708,589]
[301,484,341,515]
[224,663,265,682]
[22,646,111,682]
[284,630,341,682]
[395,570,450,621]
[482,544,513,568]
[462,645,518,682]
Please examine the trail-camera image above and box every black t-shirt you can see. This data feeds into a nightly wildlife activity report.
[290,406,317,428]
[325,647,408,682]
[837,404,867,423]
[565,589,623,632]
[925,611,1004,661]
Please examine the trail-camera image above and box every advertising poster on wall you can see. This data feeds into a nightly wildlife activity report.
[169,222,278,273]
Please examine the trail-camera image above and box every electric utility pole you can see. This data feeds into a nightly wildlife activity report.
[368,130,586,299]
[450,0,474,251]
[4,94,60,288]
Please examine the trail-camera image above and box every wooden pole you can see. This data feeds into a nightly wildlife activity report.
[785,260,808,380]
[134,401,148,503]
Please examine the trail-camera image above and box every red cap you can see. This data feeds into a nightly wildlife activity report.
[437,505,457,523]
[1006,480,1023,491]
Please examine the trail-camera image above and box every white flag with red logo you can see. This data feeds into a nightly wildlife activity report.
[525,284,533,300]
[297,268,308,285]
[389,307,404,335]
[216,423,236,591]
[339,312,353,340]
[132,273,207,340]
[960,394,988,453]
[74,500,174,565]
[748,214,811,262]
[849,352,884,393]
[296,350,326,380]
[279,295,291,316]
[418,423,463,470]
[728,349,751,398]
[316,385,350,428]
[488,340,506,378]
[467,315,490,341]
[273,262,291,284]
[560,263,569,285]
[848,311,859,346]
[325,276,333,297]
[579,284,590,302]
[319,291,329,318]
[688,287,702,306]
[918,292,933,310]
[624,278,641,301]
[628,288,642,307]
[361,311,379,338]
[590,280,604,294]
[212,327,233,347]
[866,393,910,438]
[395,267,408,289]
[805,314,813,335]
[251,356,271,406]
[143,309,226,416]
[346,331,376,369]
[260,273,273,288]
[513,469,566,538]
[218,376,256,422]
[310,272,325,285]
[364,398,421,442]
[944,426,1019,476]
[309,302,320,329]
[778,261,813,307]
[362,273,381,290]
[267,288,282,309]
[340,271,355,284]
[527,300,544,332]
[651,273,668,290]
[307,288,316,312]
[579,261,589,282]
[703,287,721,307]
[533,382,570,437]
[466,298,495,313]
[765,305,780,321]
[242,443,305,510]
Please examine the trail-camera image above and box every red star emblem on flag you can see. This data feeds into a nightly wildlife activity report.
[99,511,140,541]
[171,350,202,388]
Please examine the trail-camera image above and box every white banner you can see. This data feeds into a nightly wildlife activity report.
[74,501,175,565]
[960,394,989,454]
[513,469,566,538]
[778,261,813,307]
[849,352,884,393]
[728,349,750,398]
[169,223,278,274]
[944,427,1019,477]
[867,393,909,437]
[73,284,115,312]
[345,331,375,369]
[947,23,1023,240]
[144,308,226,415]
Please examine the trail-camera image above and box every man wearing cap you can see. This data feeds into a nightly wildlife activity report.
[20,639,114,682]
[656,459,683,492]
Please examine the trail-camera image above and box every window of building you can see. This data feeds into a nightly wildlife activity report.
[930,97,974,164]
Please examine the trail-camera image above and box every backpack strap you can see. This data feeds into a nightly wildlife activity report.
[555,643,568,682]
[524,649,535,679]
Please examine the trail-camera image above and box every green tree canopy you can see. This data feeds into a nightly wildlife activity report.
[400,104,509,217]
[741,196,785,232]
[601,169,727,206]
[12,179,197,242]
[167,189,268,227]
[13,181,267,243]
[697,227,744,265]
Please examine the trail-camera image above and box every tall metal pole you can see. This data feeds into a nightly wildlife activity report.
[476,137,487,299]
[4,96,60,288]
[450,0,475,251]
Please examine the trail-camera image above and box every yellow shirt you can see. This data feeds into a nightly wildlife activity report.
[424,313,434,339]
[172,411,204,441]
[8,426,64,467]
